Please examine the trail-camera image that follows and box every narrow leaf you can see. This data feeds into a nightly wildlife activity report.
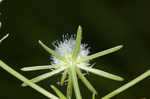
[102,70,150,99]
[22,67,66,87]
[78,65,124,81]
[76,68,97,94]
[60,69,68,86]
[0,34,9,44]
[51,85,67,99]
[38,40,66,61]
[21,64,59,71]
[73,25,82,59]
[80,45,123,62]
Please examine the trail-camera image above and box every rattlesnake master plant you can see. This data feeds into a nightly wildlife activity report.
[21,26,124,99]
[1,24,150,99]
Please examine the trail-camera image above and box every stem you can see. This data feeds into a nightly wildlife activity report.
[0,60,58,99]
[70,65,82,99]
[102,70,150,99]
[67,71,73,99]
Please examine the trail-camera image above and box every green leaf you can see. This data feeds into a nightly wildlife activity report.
[76,68,97,94]
[51,85,67,99]
[60,69,68,86]
[102,70,150,99]
[22,67,66,87]
[80,45,123,62]
[73,25,82,59]
[78,65,124,81]
[38,40,66,61]
[0,34,9,44]
[21,64,59,71]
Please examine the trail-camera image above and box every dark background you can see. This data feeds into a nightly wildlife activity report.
[0,0,150,99]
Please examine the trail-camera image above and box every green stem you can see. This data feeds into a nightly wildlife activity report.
[67,71,72,99]
[0,60,58,99]
[102,70,150,99]
[70,65,82,99]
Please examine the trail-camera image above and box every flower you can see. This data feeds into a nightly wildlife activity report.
[21,26,124,99]
[51,34,90,67]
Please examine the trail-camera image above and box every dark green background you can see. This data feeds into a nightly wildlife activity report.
[0,0,150,99]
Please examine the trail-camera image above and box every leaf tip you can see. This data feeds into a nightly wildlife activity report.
[77,25,82,32]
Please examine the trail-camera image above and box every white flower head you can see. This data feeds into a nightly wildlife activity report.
[51,34,90,67]
[21,25,124,99]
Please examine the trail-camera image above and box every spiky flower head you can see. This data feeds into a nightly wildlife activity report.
[21,26,124,99]
[51,34,90,67]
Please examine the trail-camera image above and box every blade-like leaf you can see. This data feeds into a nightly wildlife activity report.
[21,64,59,71]
[102,70,150,99]
[60,69,68,86]
[38,40,66,61]
[0,60,58,99]
[22,67,66,87]
[78,65,124,81]
[80,45,123,62]
[0,34,9,44]
[76,68,97,94]
[73,25,82,59]
[51,85,67,99]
